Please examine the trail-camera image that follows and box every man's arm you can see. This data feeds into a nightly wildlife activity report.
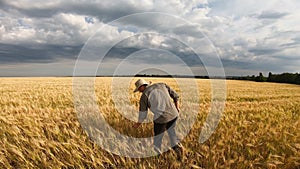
[133,94,148,128]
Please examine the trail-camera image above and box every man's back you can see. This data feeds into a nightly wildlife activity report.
[142,83,179,123]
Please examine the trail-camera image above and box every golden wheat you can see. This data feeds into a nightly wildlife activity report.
[0,77,299,168]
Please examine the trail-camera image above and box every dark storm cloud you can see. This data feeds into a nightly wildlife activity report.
[256,11,289,19]
[102,33,204,67]
[221,57,292,73]
[104,46,202,66]
[221,59,257,70]
[103,46,140,60]
[272,55,300,61]
[0,43,82,64]
[248,48,281,56]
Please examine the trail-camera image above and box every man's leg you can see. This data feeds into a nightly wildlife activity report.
[166,117,184,160]
[153,122,166,154]
[166,117,178,147]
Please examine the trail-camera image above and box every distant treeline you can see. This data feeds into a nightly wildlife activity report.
[134,74,211,79]
[228,72,300,85]
[98,73,299,85]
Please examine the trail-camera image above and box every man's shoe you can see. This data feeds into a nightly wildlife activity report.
[173,144,184,161]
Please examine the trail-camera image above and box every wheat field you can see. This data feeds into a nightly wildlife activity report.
[0,77,299,169]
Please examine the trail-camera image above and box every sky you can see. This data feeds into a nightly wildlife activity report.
[0,0,300,76]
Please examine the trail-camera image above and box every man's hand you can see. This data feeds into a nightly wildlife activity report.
[174,101,180,113]
[133,122,142,128]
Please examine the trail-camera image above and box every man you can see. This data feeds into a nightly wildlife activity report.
[133,79,183,159]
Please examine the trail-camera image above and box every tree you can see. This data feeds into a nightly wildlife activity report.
[255,72,266,82]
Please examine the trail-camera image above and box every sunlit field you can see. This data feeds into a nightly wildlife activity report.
[0,77,299,169]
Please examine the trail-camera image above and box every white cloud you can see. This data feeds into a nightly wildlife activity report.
[0,17,36,43]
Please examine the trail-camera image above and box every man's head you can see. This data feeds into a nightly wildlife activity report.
[134,79,149,93]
